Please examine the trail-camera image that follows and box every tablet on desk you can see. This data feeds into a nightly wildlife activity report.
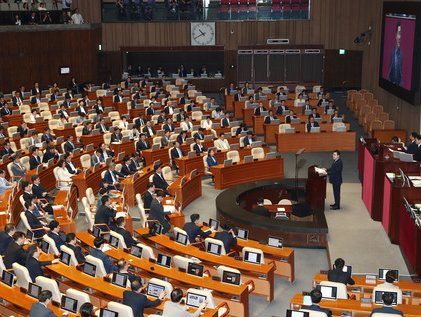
[99,308,119,317]
[0,270,15,287]
[378,269,399,281]
[237,228,249,240]
[112,272,128,288]
[286,309,310,317]
[187,262,204,277]
[206,242,222,255]
[209,218,219,230]
[244,250,262,264]
[130,245,143,258]
[316,284,337,300]
[40,239,50,254]
[157,254,172,268]
[186,291,207,308]
[61,295,78,313]
[109,235,120,248]
[147,282,165,298]
[60,251,72,265]
[27,282,41,299]
[83,262,97,277]
[268,236,283,248]
[222,270,241,285]
[175,231,188,245]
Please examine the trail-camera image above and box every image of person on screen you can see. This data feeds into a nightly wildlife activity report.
[388,22,403,86]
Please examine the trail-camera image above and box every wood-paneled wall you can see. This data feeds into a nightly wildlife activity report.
[0,26,101,93]
[71,0,102,24]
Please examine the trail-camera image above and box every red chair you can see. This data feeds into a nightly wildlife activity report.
[220,0,231,5]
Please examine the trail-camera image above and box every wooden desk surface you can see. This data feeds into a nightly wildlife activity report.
[75,232,247,297]
[134,228,275,275]
[210,157,284,190]
[290,293,421,317]
[168,172,202,209]
[276,131,356,153]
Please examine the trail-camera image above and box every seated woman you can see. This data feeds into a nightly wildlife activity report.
[56,159,74,190]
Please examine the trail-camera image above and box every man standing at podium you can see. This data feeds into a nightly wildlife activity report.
[325,150,343,210]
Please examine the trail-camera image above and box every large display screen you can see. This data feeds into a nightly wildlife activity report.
[381,14,416,90]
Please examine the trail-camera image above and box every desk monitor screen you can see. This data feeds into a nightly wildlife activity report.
[157,254,172,268]
[268,236,283,248]
[83,262,97,277]
[209,218,219,231]
[150,223,163,235]
[112,272,128,288]
[187,262,204,277]
[186,292,207,308]
[130,245,143,258]
[286,310,310,317]
[40,240,50,254]
[378,269,399,281]
[244,251,262,264]
[310,127,321,133]
[207,242,222,255]
[117,152,126,161]
[316,285,337,299]
[61,295,78,313]
[147,282,165,298]
[1,270,15,287]
[243,155,253,163]
[222,270,241,285]
[237,228,249,240]
[28,282,41,299]
[374,291,398,305]
[60,251,71,265]
[109,235,119,248]
[92,226,101,238]
[99,308,119,317]
[223,159,232,167]
[175,232,188,245]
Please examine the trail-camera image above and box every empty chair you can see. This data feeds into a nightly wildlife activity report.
[12,263,32,289]
[80,154,91,170]
[251,147,265,159]
[191,111,203,121]
[319,281,348,299]
[383,120,395,130]
[60,245,79,266]
[162,166,174,184]
[239,136,245,147]
[135,193,147,228]
[75,126,84,138]
[103,132,112,145]
[106,302,134,317]
[35,276,62,303]
[278,199,292,205]
[65,288,91,312]
[242,247,265,264]
[226,150,240,163]
[363,112,376,133]
[263,199,272,205]
[84,205,95,230]
[279,124,292,133]
[48,119,60,130]
[108,111,120,121]
[96,89,107,97]
[40,110,52,120]
[84,255,107,277]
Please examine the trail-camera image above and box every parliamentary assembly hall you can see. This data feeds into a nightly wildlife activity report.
[0,0,420,316]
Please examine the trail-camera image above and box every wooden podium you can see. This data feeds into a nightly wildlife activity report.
[306,166,327,211]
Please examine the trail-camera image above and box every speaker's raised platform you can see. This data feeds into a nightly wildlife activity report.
[215,178,328,248]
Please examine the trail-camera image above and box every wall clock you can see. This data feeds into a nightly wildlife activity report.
[191,22,216,46]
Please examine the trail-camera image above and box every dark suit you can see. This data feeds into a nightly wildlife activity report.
[120,164,132,177]
[176,134,186,145]
[307,304,332,317]
[327,267,355,285]
[0,107,12,116]
[136,140,150,152]
[25,210,44,231]
[66,243,86,264]
[193,132,204,141]
[95,123,108,134]
[111,133,122,143]
[170,147,184,160]
[65,162,78,174]
[32,184,48,199]
[370,306,403,317]
[162,123,174,132]
[254,106,266,116]
[29,155,42,170]
[115,227,137,248]
[41,133,55,143]
[252,205,269,217]
[42,151,57,163]
[90,248,117,274]
[221,118,230,128]
[264,116,276,124]
[152,173,169,191]
[4,241,27,269]
[12,96,22,106]
[95,204,117,228]
[206,156,218,167]
[243,137,254,147]
[306,121,320,132]
[122,290,161,317]
[142,126,155,138]
[26,256,51,282]
[129,158,144,172]
[63,141,75,154]
[143,190,154,209]
[193,143,206,154]
[183,222,211,243]
[214,231,237,253]
[414,145,421,162]
[145,107,155,115]
[0,231,13,255]
[406,141,418,155]
[327,158,343,208]
[149,199,170,234]
[114,95,123,103]
[76,106,87,117]
[103,170,123,185]
[29,302,56,317]
[47,231,65,250]
[0,147,14,157]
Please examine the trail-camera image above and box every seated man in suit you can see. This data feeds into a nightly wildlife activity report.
[66,232,86,264]
[254,103,267,116]
[95,195,117,230]
[193,138,206,154]
[236,123,248,136]
[214,133,230,151]
[91,148,104,166]
[136,133,150,152]
[221,112,231,128]
[264,110,277,124]
[311,108,321,119]
[41,127,55,143]
[306,116,320,132]
[176,131,187,145]
[90,237,118,274]
[170,141,185,169]
[193,127,205,141]
[47,220,65,250]
[115,217,138,248]
[176,109,187,122]
[330,109,343,122]
[82,121,93,135]
[414,134,421,162]
[161,130,171,148]
[17,122,28,138]
[183,213,213,243]
[100,142,115,160]
[305,288,332,317]
[149,192,171,234]
[110,128,123,143]
[406,132,418,155]
[143,182,155,210]
[129,152,145,172]
[0,169,14,195]
[95,118,109,134]
[31,174,51,201]
[243,131,256,147]
[30,92,41,105]
[0,141,15,157]
[120,156,134,177]
[142,121,155,138]
[29,290,56,317]
[327,258,355,285]
[116,259,138,284]
[214,224,237,253]
[317,93,330,106]
[102,162,124,191]
[252,198,269,217]
[76,100,88,116]
[93,98,105,115]
[370,292,403,317]
[0,223,15,255]
[63,135,77,154]
[162,117,175,133]
[65,153,80,175]
[26,245,58,282]
[25,201,48,237]
[122,279,164,317]
[152,164,169,194]
[114,90,123,103]
[4,231,27,269]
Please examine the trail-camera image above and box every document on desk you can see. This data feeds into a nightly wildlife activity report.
[116,212,127,218]
[163,205,175,213]
[314,167,327,176]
